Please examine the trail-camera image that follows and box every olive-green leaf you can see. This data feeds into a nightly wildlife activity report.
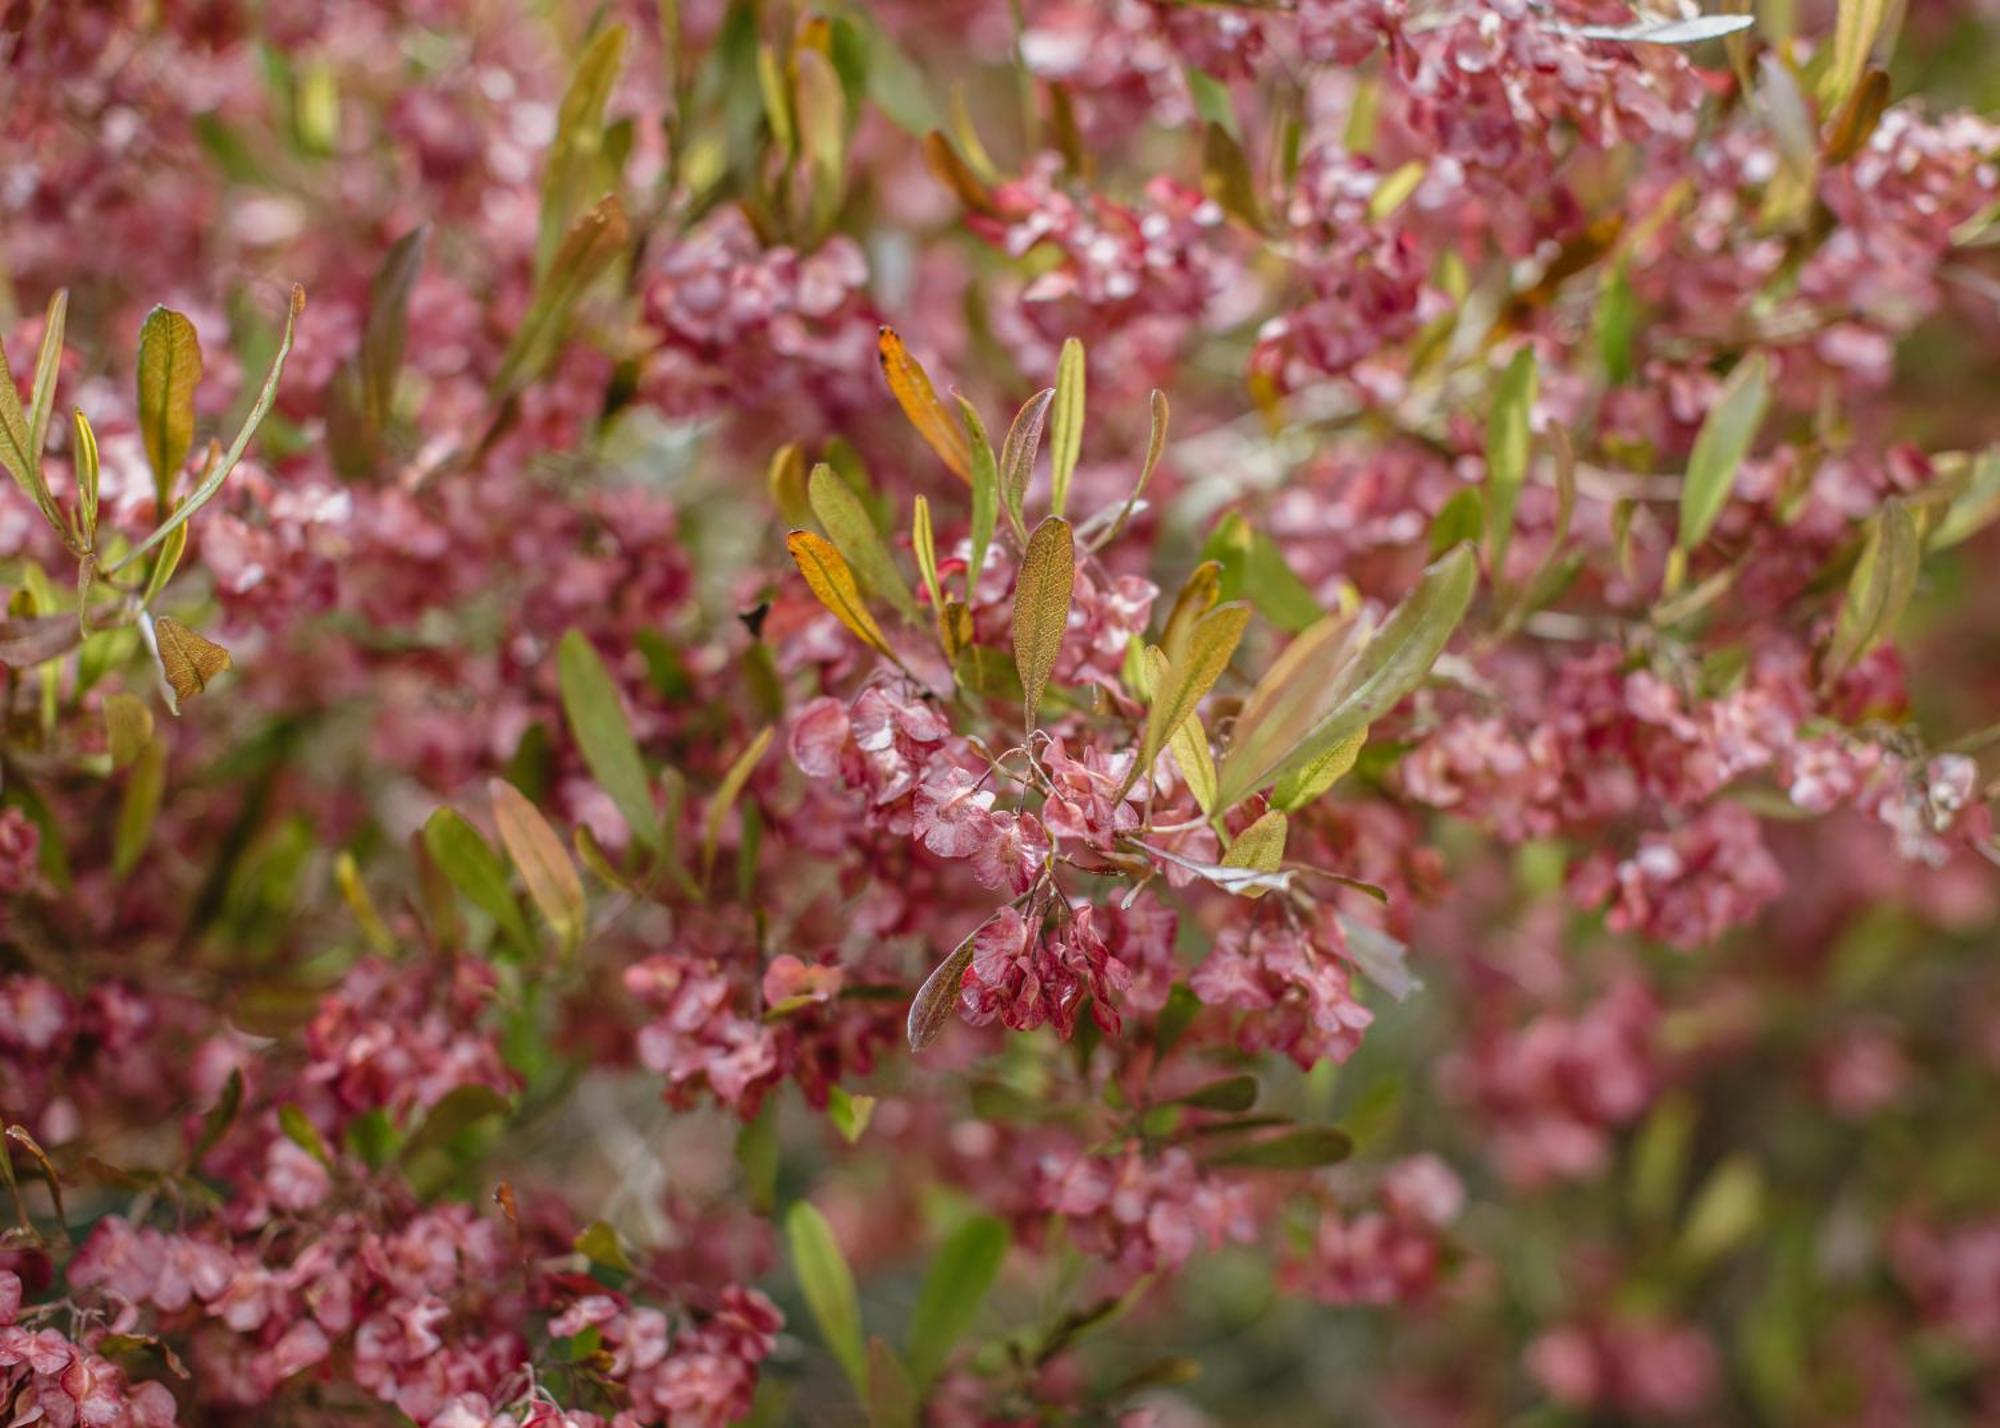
[72,408,100,548]
[1484,345,1536,577]
[112,285,304,577]
[540,23,628,271]
[1204,1126,1352,1169]
[114,738,167,880]
[1218,543,1477,810]
[1013,515,1074,730]
[1167,704,1218,815]
[810,462,918,622]
[1220,808,1288,900]
[1677,352,1769,553]
[1048,337,1085,518]
[489,778,587,954]
[1097,388,1167,550]
[700,725,773,885]
[1176,1074,1259,1112]
[1825,497,1919,680]
[361,226,426,428]
[1270,725,1366,811]
[424,807,534,954]
[557,630,659,851]
[786,1201,869,1399]
[1125,602,1249,796]
[136,307,204,508]
[999,388,1054,537]
[955,394,1000,594]
[906,1214,1010,1387]
[400,1084,512,1163]
[27,289,66,472]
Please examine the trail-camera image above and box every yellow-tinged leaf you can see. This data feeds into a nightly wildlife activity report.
[72,408,100,548]
[1013,516,1075,731]
[1096,389,1168,550]
[878,327,970,482]
[114,737,166,880]
[1825,497,1920,681]
[489,778,587,955]
[922,130,995,214]
[1821,0,1891,111]
[768,442,812,527]
[1158,560,1222,668]
[1126,602,1250,797]
[787,530,897,661]
[808,462,918,621]
[939,600,973,661]
[1168,705,1219,816]
[912,495,943,615]
[104,692,153,769]
[1367,160,1425,221]
[999,388,1054,538]
[151,615,231,714]
[1221,809,1288,899]
[1271,725,1366,811]
[1048,337,1085,518]
[701,726,774,885]
[335,849,395,952]
[136,307,203,507]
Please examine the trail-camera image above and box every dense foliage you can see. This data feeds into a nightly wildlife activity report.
[4,1,2000,1424]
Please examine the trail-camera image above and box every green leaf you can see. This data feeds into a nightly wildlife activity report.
[1204,1126,1352,1169]
[112,286,305,577]
[1168,704,1218,816]
[1200,121,1263,230]
[361,226,426,429]
[1678,1155,1764,1263]
[1484,346,1536,578]
[103,692,153,770]
[1013,516,1075,731]
[1595,262,1638,384]
[114,738,167,880]
[489,779,587,955]
[911,495,943,616]
[72,408,100,548]
[1126,603,1249,796]
[700,726,774,886]
[736,1099,779,1215]
[1097,389,1168,550]
[540,23,628,271]
[906,1214,1009,1387]
[278,1104,333,1168]
[557,630,659,851]
[1200,513,1321,632]
[27,288,66,475]
[1270,725,1366,811]
[867,1338,918,1428]
[955,394,1000,594]
[1825,497,1919,680]
[0,292,68,542]
[998,388,1054,537]
[496,195,629,398]
[1176,1075,1259,1113]
[423,808,535,954]
[810,462,918,622]
[827,1085,877,1144]
[907,919,985,1052]
[1217,543,1477,810]
[191,1068,244,1164]
[575,1219,635,1275]
[400,1084,512,1163]
[1932,447,2000,550]
[1677,352,1770,554]
[1048,337,1085,518]
[785,1201,869,1399]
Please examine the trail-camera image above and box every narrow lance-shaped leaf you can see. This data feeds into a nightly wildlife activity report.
[1677,352,1770,555]
[423,809,532,954]
[1167,702,1218,817]
[489,779,587,955]
[955,394,1000,596]
[908,917,988,1052]
[1123,602,1249,798]
[1484,346,1536,578]
[1013,516,1074,731]
[785,1202,869,1399]
[27,289,67,471]
[1821,0,1890,110]
[1218,543,1478,810]
[998,388,1054,538]
[539,23,628,271]
[808,462,919,621]
[1825,498,1919,680]
[1096,389,1168,550]
[495,195,629,398]
[1204,1126,1352,1169]
[556,630,660,852]
[878,327,970,481]
[1048,337,1085,518]
[112,285,305,577]
[72,409,99,548]
[136,306,203,509]
[362,226,427,427]
[787,530,898,662]
[700,726,774,885]
[1270,724,1367,812]
[114,738,167,880]
[906,1215,1010,1387]
[0,296,68,542]
[912,495,944,615]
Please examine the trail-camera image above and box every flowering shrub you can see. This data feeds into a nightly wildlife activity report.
[3,0,2000,1423]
